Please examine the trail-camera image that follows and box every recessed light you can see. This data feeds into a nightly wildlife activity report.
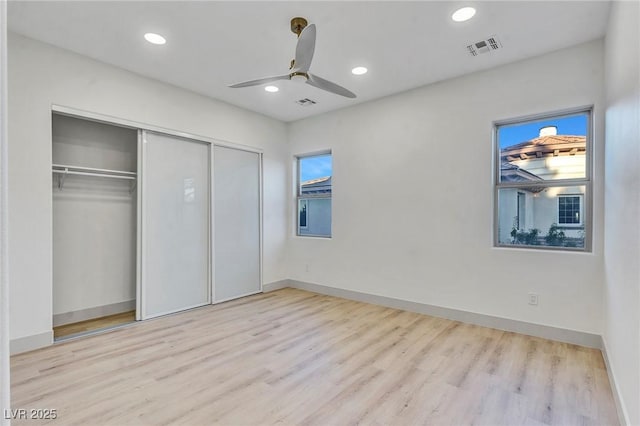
[452,7,476,22]
[351,66,368,75]
[264,85,279,93]
[144,33,166,45]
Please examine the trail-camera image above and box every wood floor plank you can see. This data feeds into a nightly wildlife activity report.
[10,288,619,425]
[53,311,136,339]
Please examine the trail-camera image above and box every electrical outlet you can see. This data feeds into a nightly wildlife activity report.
[528,293,539,306]
[305,264,310,273]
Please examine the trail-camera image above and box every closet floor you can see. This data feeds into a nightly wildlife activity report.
[53,311,136,340]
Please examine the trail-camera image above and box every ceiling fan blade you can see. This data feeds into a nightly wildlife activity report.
[307,73,356,98]
[228,75,290,88]
[292,23,316,73]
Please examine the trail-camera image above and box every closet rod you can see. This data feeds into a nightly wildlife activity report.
[52,163,137,177]
[52,165,137,192]
[52,169,136,180]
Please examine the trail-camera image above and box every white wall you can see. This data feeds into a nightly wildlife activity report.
[0,0,11,422]
[8,33,289,345]
[52,115,137,317]
[603,1,640,424]
[287,40,605,334]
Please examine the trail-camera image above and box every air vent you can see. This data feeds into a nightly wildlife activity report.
[466,35,502,56]
[296,98,317,106]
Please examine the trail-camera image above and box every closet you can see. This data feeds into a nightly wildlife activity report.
[139,131,211,319]
[213,145,261,302]
[52,115,138,339]
[52,110,263,339]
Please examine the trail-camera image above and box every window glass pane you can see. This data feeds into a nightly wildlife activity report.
[497,185,586,249]
[299,154,332,195]
[297,153,332,238]
[298,198,331,237]
[499,114,587,182]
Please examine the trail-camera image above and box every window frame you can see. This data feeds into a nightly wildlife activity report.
[493,106,593,252]
[296,151,332,238]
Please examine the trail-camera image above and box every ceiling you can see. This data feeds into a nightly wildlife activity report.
[8,1,610,122]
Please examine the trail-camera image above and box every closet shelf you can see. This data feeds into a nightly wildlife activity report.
[52,164,137,192]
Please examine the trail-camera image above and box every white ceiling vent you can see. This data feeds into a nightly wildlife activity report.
[467,36,502,56]
[296,98,317,106]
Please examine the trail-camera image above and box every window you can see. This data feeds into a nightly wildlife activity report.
[495,108,591,250]
[516,192,526,230]
[297,152,332,237]
[299,199,308,229]
[558,195,582,225]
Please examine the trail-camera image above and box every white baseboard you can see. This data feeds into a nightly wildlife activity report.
[601,337,630,426]
[53,299,136,327]
[285,279,602,349]
[10,331,53,355]
[263,279,290,293]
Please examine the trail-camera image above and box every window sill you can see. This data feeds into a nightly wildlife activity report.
[295,235,332,240]
[493,244,590,254]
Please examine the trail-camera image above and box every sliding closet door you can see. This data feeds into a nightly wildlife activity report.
[214,146,261,302]
[141,131,210,318]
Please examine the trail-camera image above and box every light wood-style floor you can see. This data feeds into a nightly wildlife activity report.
[53,311,136,339]
[12,288,618,425]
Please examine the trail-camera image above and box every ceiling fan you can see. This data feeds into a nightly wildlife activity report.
[228,17,356,99]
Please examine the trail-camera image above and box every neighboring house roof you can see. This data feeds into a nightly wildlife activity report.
[500,162,545,193]
[501,135,586,161]
[500,134,586,192]
[301,176,331,194]
[500,162,544,182]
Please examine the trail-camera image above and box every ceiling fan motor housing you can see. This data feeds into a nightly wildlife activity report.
[290,17,308,36]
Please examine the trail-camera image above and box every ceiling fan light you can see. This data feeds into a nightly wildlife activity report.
[264,85,279,92]
[351,66,368,75]
[144,32,166,45]
[452,7,476,22]
[290,74,307,83]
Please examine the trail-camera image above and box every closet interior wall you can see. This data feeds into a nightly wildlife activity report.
[52,114,138,327]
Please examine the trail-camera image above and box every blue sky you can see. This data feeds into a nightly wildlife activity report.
[300,154,332,181]
[499,114,587,148]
